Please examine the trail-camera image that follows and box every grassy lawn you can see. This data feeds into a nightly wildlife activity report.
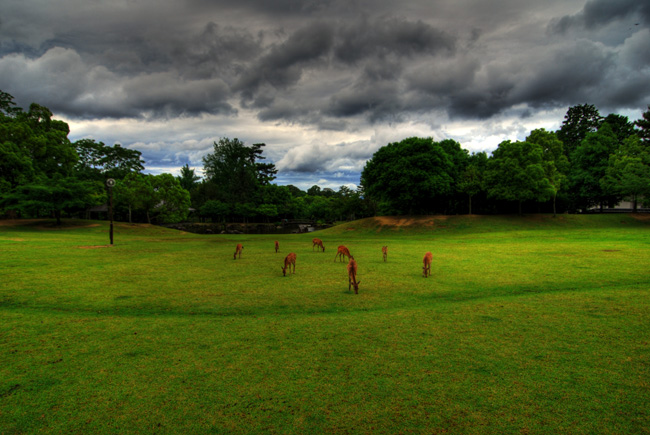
[1,215,649,434]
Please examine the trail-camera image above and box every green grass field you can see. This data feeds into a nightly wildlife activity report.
[1,214,649,434]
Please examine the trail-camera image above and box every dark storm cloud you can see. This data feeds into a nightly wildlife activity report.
[550,0,650,33]
[333,16,455,64]
[235,22,335,101]
[1,0,648,126]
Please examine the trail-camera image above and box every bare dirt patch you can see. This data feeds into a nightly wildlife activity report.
[628,213,650,221]
[373,216,447,227]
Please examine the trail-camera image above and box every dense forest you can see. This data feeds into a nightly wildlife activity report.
[1,89,649,224]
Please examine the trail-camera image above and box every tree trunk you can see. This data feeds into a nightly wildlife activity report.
[518,200,522,216]
[128,205,132,223]
[468,194,473,215]
[55,210,62,226]
[633,195,638,213]
[553,192,557,218]
[147,211,151,224]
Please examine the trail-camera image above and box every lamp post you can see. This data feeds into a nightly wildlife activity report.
[106,178,115,245]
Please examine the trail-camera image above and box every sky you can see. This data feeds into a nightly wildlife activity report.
[1,0,649,190]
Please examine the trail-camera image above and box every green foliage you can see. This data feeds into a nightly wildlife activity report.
[202,138,277,206]
[633,105,650,143]
[0,175,97,224]
[200,199,230,222]
[74,138,145,181]
[361,137,462,214]
[557,103,603,158]
[485,140,553,214]
[457,151,487,214]
[150,173,191,224]
[569,123,621,210]
[601,135,650,209]
[177,163,200,191]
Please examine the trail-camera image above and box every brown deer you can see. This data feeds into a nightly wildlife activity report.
[423,251,432,277]
[312,238,325,252]
[281,253,296,276]
[382,246,388,262]
[275,241,279,253]
[334,245,353,262]
[347,258,361,294]
[234,243,243,260]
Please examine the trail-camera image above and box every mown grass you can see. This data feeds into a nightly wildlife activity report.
[1,215,649,434]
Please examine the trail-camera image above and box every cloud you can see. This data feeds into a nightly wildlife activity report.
[549,0,650,33]
[275,140,376,173]
[0,47,236,118]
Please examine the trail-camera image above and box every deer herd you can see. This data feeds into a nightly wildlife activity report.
[232,237,434,294]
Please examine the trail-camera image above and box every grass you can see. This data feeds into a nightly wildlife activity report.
[1,214,649,434]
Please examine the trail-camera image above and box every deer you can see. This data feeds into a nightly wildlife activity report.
[334,245,353,262]
[234,243,243,260]
[382,246,388,262]
[347,258,361,294]
[312,238,325,252]
[281,253,296,276]
[275,241,279,253]
[423,251,432,277]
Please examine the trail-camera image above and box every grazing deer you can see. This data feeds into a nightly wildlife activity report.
[423,251,432,277]
[275,241,279,253]
[347,258,361,294]
[234,243,243,260]
[282,253,296,276]
[382,246,388,262]
[334,245,353,262]
[312,238,325,252]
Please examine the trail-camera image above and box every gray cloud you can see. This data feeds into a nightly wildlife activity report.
[1,0,649,186]
[549,0,650,33]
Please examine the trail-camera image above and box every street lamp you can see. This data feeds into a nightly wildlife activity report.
[106,178,115,245]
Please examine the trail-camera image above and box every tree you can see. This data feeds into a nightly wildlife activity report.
[485,140,553,215]
[0,174,96,225]
[249,143,278,185]
[458,152,487,214]
[602,114,635,145]
[635,106,650,143]
[200,200,230,223]
[568,123,621,211]
[114,173,154,223]
[361,137,457,215]
[601,135,650,211]
[557,104,603,159]
[177,164,200,192]
[150,173,191,224]
[526,129,568,216]
[202,138,261,205]
[75,139,145,181]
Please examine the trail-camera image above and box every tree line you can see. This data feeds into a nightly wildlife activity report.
[1,88,649,224]
[362,104,650,216]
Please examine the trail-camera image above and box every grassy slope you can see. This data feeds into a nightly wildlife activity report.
[1,215,649,434]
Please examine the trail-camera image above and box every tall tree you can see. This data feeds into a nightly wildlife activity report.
[75,139,145,183]
[458,152,487,215]
[202,138,262,205]
[635,105,650,143]
[557,104,603,159]
[601,135,650,211]
[569,123,621,211]
[361,137,457,215]
[249,143,278,185]
[177,163,200,192]
[150,173,191,223]
[526,129,568,216]
[485,140,553,215]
